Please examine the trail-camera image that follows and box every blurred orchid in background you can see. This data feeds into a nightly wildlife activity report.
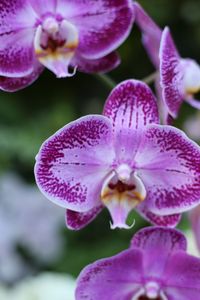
[35,79,200,230]
[134,2,200,123]
[0,273,75,300]
[0,0,134,91]
[0,173,64,283]
[159,27,200,120]
[184,112,200,142]
[189,205,200,255]
[76,227,200,300]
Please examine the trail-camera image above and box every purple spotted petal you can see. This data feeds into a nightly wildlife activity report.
[29,0,57,15]
[137,203,181,227]
[103,79,159,132]
[135,124,200,215]
[0,0,36,35]
[0,0,37,76]
[35,115,115,212]
[73,52,120,74]
[164,252,200,299]
[0,29,36,77]
[57,0,134,59]
[0,63,44,92]
[134,2,162,67]
[103,80,159,162]
[130,227,187,278]
[159,27,183,118]
[76,249,143,300]
[65,205,103,230]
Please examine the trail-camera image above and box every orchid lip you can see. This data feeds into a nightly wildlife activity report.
[34,17,79,77]
[101,167,146,229]
[180,59,200,96]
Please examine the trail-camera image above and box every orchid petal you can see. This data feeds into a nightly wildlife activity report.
[159,27,183,118]
[65,205,103,230]
[0,0,36,35]
[0,0,37,77]
[57,0,134,59]
[73,52,120,74]
[35,115,115,212]
[29,0,57,15]
[137,203,181,227]
[135,124,200,215]
[76,249,143,300]
[103,79,159,132]
[131,227,187,278]
[103,80,159,163]
[0,63,44,92]
[134,2,162,67]
[164,252,200,299]
[0,28,36,77]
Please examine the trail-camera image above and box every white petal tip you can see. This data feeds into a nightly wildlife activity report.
[109,219,135,230]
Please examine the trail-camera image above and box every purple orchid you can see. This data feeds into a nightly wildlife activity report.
[134,2,200,121]
[76,226,200,300]
[0,0,134,92]
[160,27,200,120]
[34,79,200,230]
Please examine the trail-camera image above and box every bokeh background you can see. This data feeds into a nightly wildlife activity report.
[0,0,200,297]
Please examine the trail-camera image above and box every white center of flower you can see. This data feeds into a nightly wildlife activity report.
[34,16,79,77]
[145,282,160,299]
[131,282,168,300]
[101,165,146,229]
[181,59,200,94]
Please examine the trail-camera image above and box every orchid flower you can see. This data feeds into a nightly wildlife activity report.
[0,0,134,91]
[34,79,200,230]
[160,27,200,120]
[134,2,200,122]
[76,227,200,300]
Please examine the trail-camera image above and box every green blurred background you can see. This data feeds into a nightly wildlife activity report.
[0,0,200,281]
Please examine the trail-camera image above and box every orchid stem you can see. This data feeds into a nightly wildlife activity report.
[142,71,158,85]
[95,73,116,89]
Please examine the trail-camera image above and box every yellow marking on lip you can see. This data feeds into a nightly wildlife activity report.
[101,189,145,204]
[186,86,200,95]
[35,41,78,59]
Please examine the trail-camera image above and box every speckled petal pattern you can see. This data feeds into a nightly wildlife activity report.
[137,204,181,227]
[35,115,115,212]
[0,63,44,92]
[135,124,200,215]
[103,79,159,132]
[159,27,183,118]
[65,205,103,230]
